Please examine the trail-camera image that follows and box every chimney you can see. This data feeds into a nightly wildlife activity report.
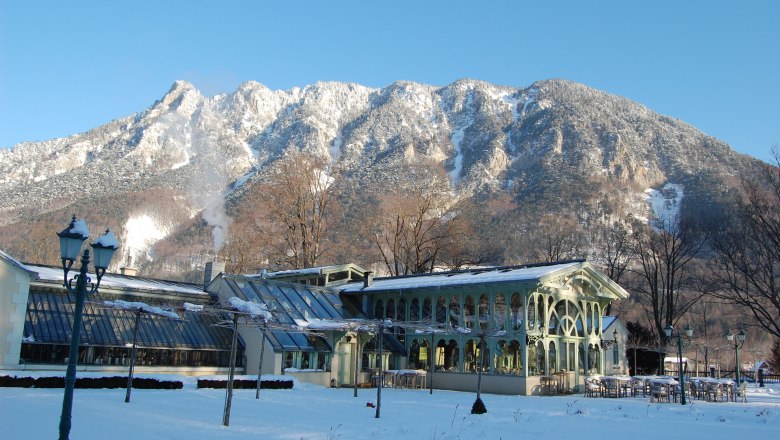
[204,261,226,287]
[363,271,373,288]
[120,267,138,276]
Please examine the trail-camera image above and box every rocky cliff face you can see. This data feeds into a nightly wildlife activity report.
[0,78,764,267]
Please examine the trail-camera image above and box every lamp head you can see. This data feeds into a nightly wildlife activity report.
[91,229,119,270]
[684,324,693,338]
[664,324,673,338]
[738,328,747,343]
[57,215,89,262]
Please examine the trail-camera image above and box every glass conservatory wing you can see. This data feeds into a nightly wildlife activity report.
[23,291,236,351]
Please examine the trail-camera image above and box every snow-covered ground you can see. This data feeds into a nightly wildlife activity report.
[2,374,778,439]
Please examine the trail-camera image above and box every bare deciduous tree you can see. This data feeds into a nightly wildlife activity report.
[528,214,585,263]
[246,151,337,269]
[370,163,461,275]
[710,150,780,338]
[629,215,707,343]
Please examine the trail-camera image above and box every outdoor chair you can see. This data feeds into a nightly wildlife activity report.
[584,378,601,397]
[690,380,705,400]
[649,382,669,403]
[631,378,647,397]
[736,382,747,403]
[705,383,724,402]
[603,378,620,398]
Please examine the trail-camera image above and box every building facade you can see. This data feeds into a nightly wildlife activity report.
[2,250,630,395]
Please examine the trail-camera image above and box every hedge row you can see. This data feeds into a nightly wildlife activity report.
[197,378,293,389]
[0,375,183,389]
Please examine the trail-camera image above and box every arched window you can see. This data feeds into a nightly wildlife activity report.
[386,299,396,320]
[409,339,420,368]
[419,339,430,370]
[588,344,601,373]
[548,341,557,373]
[528,342,538,376]
[536,340,546,375]
[548,300,583,337]
[494,340,519,374]
[510,293,522,330]
[578,342,585,374]
[398,298,407,322]
[465,340,477,372]
[436,296,447,323]
[423,298,432,321]
[536,298,543,330]
[494,294,506,331]
[464,296,475,329]
[410,298,420,321]
[445,339,459,371]
[586,303,593,333]
[374,300,384,320]
[478,294,489,331]
[435,339,447,370]
[527,295,536,330]
[449,296,460,328]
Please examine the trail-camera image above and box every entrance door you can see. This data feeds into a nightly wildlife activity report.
[337,342,354,386]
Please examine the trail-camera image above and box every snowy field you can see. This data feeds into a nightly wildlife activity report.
[2,375,779,440]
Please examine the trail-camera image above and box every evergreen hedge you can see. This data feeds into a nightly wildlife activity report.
[196,378,293,389]
[0,375,183,389]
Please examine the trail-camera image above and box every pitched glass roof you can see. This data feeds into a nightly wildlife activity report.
[24,290,236,350]
[219,277,361,353]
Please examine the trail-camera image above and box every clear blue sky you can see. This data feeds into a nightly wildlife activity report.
[1,0,778,162]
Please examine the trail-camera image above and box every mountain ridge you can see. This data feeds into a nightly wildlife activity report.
[0,77,766,273]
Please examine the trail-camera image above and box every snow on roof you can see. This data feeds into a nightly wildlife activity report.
[341,261,582,292]
[24,263,205,295]
[0,249,37,276]
[294,318,355,331]
[263,263,365,278]
[227,296,272,319]
[103,299,180,319]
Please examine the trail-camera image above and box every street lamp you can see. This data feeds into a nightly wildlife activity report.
[726,328,747,385]
[57,216,118,440]
[664,323,693,405]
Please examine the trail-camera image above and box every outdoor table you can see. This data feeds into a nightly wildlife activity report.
[384,369,427,389]
[631,375,660,397]
[649,378,678,403]
[601,375,632,397]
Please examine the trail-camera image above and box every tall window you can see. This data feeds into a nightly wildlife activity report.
[613,342,619,365]
[527,296,536,330]
[494,294,506,331]
[436,296,447,323]
[422,298,432,321]
[510,293,522,330]
[478,294,489,331]
[449,296,460,327]
[464,296,475,329]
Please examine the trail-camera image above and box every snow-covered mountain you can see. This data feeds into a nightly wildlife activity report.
[0,78,765,269]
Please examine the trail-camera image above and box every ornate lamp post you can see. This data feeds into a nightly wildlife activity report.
[664,324,692,405]
[57,216,118,440]
[726,328,746,385]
